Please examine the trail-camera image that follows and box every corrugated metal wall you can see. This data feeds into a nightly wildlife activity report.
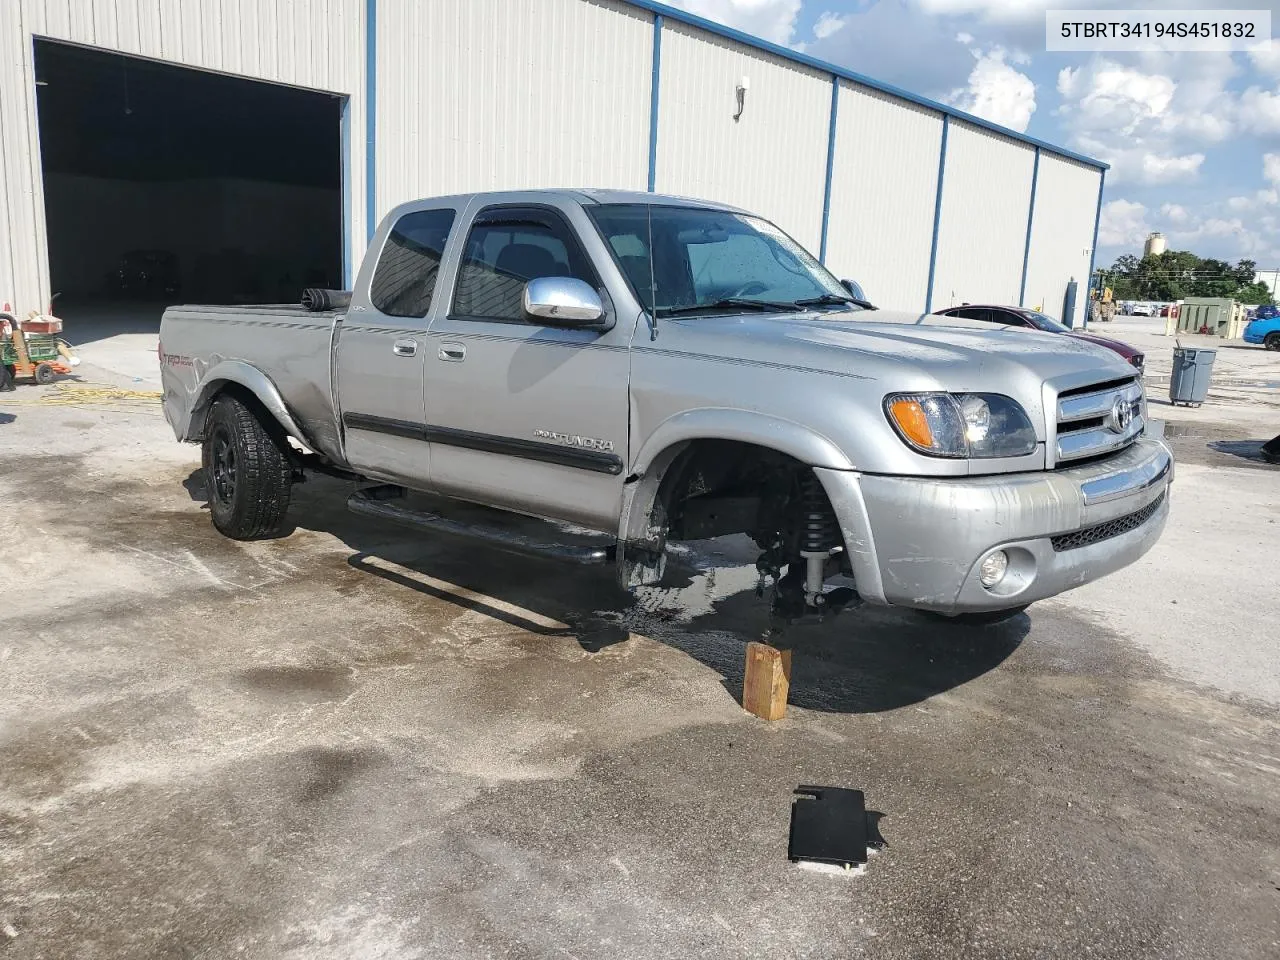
[654,21,830,254]
[0,0,364,316]
[930,121,1036,311]
[375,0,652,212]
[0,0,1104,323]
[825,82,943,312]
[1023,154,1101,321]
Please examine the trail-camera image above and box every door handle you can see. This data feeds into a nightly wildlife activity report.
[393,339,418,357]
[438,343,466,362]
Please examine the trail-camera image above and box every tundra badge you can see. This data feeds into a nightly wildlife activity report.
[533,429,615,453]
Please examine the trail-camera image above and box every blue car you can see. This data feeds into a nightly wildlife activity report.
[1244,312,1280,350]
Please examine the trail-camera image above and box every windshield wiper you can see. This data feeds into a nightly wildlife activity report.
[657,298,802,317]
[793,293,878,311]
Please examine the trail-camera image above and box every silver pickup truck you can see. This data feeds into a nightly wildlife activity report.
[160,189,1172,622]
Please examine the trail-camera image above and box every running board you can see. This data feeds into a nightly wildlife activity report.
[347,488,616,566]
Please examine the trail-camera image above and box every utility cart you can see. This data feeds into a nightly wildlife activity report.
[1,312,77,387]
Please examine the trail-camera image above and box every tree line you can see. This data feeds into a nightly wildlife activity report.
[1099,251,1275,305]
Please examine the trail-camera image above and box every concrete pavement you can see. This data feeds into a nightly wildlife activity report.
[1,347,1278,959]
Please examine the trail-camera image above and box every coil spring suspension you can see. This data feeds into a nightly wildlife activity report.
[800,473,840,554]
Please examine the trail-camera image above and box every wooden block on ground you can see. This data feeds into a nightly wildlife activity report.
[742,641,792,721]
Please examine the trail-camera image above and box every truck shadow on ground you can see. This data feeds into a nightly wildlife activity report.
[188,471,1027,714]
[1207,438,1278,466]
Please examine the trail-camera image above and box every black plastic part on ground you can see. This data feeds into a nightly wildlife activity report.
[788,786,870,868]
[1263,433,1280,464]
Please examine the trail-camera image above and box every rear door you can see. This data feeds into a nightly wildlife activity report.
[335,204,460,485]
[423,200,632,529]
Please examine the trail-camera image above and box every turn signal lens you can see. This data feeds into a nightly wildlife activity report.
[887,398,933,449]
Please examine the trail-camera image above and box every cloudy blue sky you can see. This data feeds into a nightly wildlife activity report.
[669,0,1280,272]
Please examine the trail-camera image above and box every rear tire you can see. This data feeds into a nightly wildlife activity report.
[33,362,55,385]
[1265,332,1280,352]
[202,394,294,540]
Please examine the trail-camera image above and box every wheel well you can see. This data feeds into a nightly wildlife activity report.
[195,382,292,452]
[656,439,844,560]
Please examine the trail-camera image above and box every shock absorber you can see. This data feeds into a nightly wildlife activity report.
[799,473,841,607]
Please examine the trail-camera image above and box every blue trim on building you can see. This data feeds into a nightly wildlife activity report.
[1085,168,1107,319]
[819,77,839,264]
[647,15,663,192]
[1018,147,1040,307]
[365,0,377,241]
[619,0,1106,172]
[924,115,949,313]
[340,97,353,287]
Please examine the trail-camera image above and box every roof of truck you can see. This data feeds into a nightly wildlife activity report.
[382,189,751,228]
[568,189,748,212]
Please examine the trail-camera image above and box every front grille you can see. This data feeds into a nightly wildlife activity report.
[1054,376,1145,466]
[1050,492,1166,552]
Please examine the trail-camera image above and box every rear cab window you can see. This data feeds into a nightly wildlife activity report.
[369,208,457,318]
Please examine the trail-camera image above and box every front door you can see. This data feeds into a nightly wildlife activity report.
[423,201,632,529]
[335,204,460,485]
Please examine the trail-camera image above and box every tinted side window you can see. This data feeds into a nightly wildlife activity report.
[452,207,597,322]
[370,209,456,318]
[990,310,1025,325]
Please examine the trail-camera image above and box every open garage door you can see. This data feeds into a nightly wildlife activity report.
[34,39,343,350]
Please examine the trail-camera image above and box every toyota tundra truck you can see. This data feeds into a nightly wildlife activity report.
[159,189,1172,622]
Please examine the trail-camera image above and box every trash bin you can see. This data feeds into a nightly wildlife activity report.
[1169,346,1216,406]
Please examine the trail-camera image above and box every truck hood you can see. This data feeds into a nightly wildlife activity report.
[666,308,1135,395]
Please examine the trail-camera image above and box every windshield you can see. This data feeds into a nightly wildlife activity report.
[586,204,851,316]
[1022,310,1071,333]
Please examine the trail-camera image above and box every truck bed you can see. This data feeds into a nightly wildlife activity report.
[160,302,345,461]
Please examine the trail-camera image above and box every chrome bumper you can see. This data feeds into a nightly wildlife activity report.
[816,437,1173,614]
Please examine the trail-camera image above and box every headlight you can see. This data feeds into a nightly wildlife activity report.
[884,392,1038,458]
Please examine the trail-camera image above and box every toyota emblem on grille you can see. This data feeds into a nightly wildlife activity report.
[1108,396,1134,434]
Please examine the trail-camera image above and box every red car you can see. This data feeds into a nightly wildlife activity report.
[934,304,1144,372]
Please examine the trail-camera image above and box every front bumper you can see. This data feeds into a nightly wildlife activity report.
[816,437,1173,614]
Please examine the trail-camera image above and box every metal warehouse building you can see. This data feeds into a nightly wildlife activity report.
[0,0,1105,329]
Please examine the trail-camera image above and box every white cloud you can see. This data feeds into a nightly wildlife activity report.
[812,11,848,40]
[1055,57,1238,184]
[955,31,974,44]
[1266,153,1280,185]
[1057,62,1175,134]
[666,0,802,45]
[1249,46,1280,77]
[916,0,1065,18]
[1160,203,1190,224]
[946,46,1036,132]
[1239,86,1280,136]
[1098,199,1150,248]
[1141,152,1205,183]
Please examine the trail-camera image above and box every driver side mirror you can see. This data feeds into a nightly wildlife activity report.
[841,278,867,301]
[523,277,606,327]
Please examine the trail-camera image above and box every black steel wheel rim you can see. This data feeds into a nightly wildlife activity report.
[210,427,237,507]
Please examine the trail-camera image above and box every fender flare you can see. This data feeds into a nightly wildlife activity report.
[185,360,312,450]
[618,408,856,545]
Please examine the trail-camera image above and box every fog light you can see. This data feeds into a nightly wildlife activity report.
[979,551,1009,588]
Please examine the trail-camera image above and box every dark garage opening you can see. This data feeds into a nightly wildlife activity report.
[34,40,343,342]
